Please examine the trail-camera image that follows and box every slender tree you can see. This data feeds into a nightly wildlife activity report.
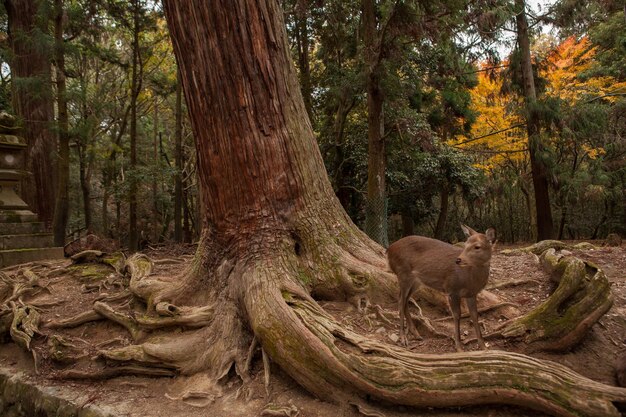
[362,0,388,246]
[52,0,70,245]
[173,72,183,242]
[128,0,142,251]
[515,0,554,240]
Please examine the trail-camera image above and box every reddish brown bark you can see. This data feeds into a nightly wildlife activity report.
[5,0,57,225]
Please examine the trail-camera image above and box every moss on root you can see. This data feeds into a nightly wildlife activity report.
[498,248,613,351]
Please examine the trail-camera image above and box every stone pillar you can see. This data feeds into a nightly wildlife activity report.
[0,112,63,267]
[0,112,37,222]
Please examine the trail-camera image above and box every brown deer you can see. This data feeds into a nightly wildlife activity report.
[387,225,496,351]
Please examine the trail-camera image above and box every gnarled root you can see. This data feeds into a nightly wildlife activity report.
[501,240,597,256]
[496,248,613,352]
[10,303,40,350]
[243,256,626,417]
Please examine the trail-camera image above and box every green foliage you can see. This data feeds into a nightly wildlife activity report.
[587,12,626,80]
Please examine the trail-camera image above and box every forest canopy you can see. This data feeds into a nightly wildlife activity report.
[1,0,624,246]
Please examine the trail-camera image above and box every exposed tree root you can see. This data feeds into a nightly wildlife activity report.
[261,403,300,417]
[3,231,622,416]
[496,248,613,351]
[56,365,177,379]
[135,306,214,329]
[501,240,598,256]
[71,250,126,275]
[10,303,40,350]
[47,335,89,363]
[45,309,103,328]
[93,301,145,341]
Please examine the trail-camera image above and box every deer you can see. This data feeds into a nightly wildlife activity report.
[387,225,496,351]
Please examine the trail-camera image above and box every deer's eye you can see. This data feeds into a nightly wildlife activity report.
[474,245,481,250]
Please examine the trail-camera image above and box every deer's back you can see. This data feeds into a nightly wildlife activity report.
[387,236,461,291]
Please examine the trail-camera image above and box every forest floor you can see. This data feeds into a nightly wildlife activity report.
[1,241,625,417]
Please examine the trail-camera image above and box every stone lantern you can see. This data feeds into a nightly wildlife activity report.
[0,112,62,266]
[0,114,36,222]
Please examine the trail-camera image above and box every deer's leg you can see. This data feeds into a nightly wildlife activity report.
[466,296,486,350]
[398,280,420,346]
[405,281,422,341]
[398,286,408,346]
[448,293,463,352]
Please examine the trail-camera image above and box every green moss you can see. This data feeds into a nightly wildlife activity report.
[67,264,111,281]
[296,269,311,285]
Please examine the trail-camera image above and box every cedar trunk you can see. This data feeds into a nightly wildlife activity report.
[5,0,57,225]
[151,1,626,416]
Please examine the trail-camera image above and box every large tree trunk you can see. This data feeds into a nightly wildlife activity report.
[5,0,57,225]
[515,0,554,241]
[78,1,626,416]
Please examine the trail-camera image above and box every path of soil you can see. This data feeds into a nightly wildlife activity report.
[1,242,624,417]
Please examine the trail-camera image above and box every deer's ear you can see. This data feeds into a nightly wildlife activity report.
[460,224,476,238]
[485,228,496,244]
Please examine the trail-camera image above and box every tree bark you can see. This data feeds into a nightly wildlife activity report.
[173,73,183,242]
[515,0,554,241]
[4,0,57,225]
[128,0,142,251]
[52,0,69,246]
[434,186,450,240]
[362,0,388,247]
[77,143,92,232]
[152,95,159,242]
[294,0,313,121]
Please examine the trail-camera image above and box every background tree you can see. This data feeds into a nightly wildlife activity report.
[4,0,57,225]
[52,0,69,245]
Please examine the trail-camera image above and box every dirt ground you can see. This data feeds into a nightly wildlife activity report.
[1,241,625,417]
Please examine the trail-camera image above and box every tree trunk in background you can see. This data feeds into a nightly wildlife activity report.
[128,0,141,251]
[4,0,57,225]
[174,73,183,242]
[52,0,69,246]
[362,0,388,247]
[515,0,554,241]
[78,148,92,232]
[401,209,414,236]
[152,96,159,242]
[332,88,356,213]
[434,186,450,240]
[294,0,313,121]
